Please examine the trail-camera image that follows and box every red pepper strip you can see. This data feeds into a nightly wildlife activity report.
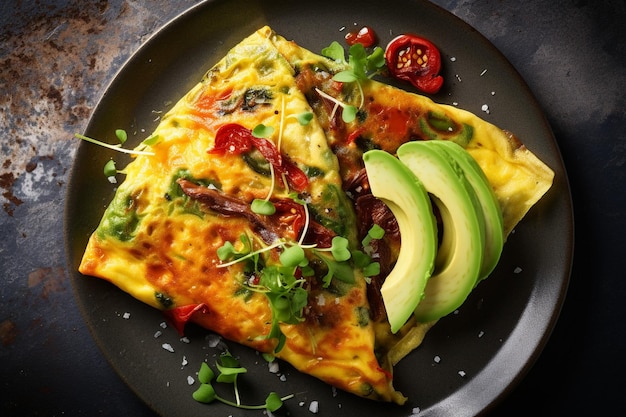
[385,34,444,95]
[209,123,254,154]
[209,123,308,191]
[163,303,208,336]
[346,127,366,145]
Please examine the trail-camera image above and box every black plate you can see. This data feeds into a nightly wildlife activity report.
[65,0,573,416]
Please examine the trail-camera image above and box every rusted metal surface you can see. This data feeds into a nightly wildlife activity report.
[0,1,197,415]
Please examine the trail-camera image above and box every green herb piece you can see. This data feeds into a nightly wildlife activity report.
[265,392,286,412]
[321,41,347,64]
[314,87,359,123]
[342,105,358,123]
[362,261,381,277]
[216,357,247,384]
[142,133,161,146]
[115,129,128,144]
[280,245,306,268]
[198,361,215,384]
[103,159,117,177]
[192,360,295,412]
[252,123,275,139]
[330,236,351,262]
[295,111,314,125]
[368,223,385,239]
[192,383,217,403]
[217,241,237,261]
[251,198,276,215]
[362,223,385,247]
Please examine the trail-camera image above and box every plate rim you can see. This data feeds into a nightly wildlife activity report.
[64,0,574,415]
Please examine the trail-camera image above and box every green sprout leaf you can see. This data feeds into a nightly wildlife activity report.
[321,41,347,64]
[295,111,314,125]
[115,129,128,144]
[330,236,351,262]
[251,199,276,215]
[280,245,306,268]
[332,70,360,83]
[252,124,275,139]
[193,383,217,403]
[103,159,117,177]
[265,392,286,412]
[362,261,381,277]
[198,362,215,384]
[142,133,161,146]
[342,105,358,123]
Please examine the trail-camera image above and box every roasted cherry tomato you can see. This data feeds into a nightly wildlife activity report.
[385,34,444,94]
[345,26,377,48]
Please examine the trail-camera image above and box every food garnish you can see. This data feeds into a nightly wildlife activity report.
[385,34,444,94]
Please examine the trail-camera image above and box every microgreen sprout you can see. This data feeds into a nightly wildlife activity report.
[295,111,314,125]
[103,159,117,177]
[251,123,274,139]
[251,198,276,215]
[249,123,278,216]
[115,129,127,144]
[74,132,155,156]
[142,133,161,146]
[320,41,386,118]
[314,87,358,123]
[192,354,295,412]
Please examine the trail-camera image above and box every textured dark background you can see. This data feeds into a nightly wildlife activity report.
[1,0,625,415]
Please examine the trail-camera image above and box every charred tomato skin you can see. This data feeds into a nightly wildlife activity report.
[385,34,444,95]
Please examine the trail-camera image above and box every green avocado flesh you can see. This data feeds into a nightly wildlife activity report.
[397,141,485,323]
[363,150,437,333]
[428,140,504,281]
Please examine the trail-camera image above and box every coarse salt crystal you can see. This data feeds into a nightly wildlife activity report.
[481,104,490,114]
[180,336,190,344]
[122,312,130,319]
[450,56,456,62]
[181,356,188,367]
[309,400,319,414]
[458,370,466,377]
[187,375,195,385]
[317,294,326,306]
[411,406,421,416]
[160,321,167,329]
[154,331,162,338]
[206,334,222,348]
[514,266,523,274]
[162,343,175,353]
[478,331,485,338]
[434,355,441,363]
[268,361,280,374]
[480,69,487,76]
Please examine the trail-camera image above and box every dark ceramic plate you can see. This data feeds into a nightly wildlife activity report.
[65,0,573,416]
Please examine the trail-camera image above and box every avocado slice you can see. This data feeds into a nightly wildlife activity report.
[429,140,504,281]
[363,150,437,333]
[397,141,485,323]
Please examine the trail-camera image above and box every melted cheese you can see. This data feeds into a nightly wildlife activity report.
[80,27,401,403]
